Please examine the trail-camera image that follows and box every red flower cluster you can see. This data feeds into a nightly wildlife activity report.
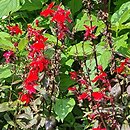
[68,86,77,91]
[92,65,111,91]
[92,92,104,101]
[40,2,54,17]
[92,127,106,130]
[69,71,78,80]
[92,65,107,83]
[35,19,39,26]
[7,24,22,35]
[40,2,72,40]
[19,92,32,104]
[114,58,129,73]
[19,26,49,104]
[69,71,91,101]
[78,92,89,100]
[3,25,22,62]
[84,25,96,40]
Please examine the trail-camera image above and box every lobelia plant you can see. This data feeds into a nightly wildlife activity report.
[0,0,130,130]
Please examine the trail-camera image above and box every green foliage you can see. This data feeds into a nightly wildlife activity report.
[54,98,75,122]
[114,33,128,51]
[0,102,14,112]
[0,0,21,18]
[74,13,105,35]
[111,1,130,32]
[99,50,111,70]
[69,41,92,56]
[0,32,15,51]
[18,37,28,51]
[20,0,43,11]
[66,0,82,15]
[44,33,62,45]
[0,65,12,79]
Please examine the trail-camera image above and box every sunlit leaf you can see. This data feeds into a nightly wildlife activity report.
[0,0,21,18]
[111,1,130,31]
[0,102,14,112]
[0,65,12,79]
[54,98,75,122]
[99,50,112,70]
[4,113,15,127]
[69,41,92,56]
[18,37,28,51]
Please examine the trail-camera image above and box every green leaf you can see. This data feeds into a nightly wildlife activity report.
[111,1,130,31]
[67,0,82,15]
[0,65,12,79]
[59,74,75,91]
[44,47,55,59]
[0,102,14,112]
[0,38,15,51]
[54,98,75,122]
[16,120,26,129]
[114,33,128,51]
[44,33,62,46]
[0,32,15,50]
[114,0,130,11]
[18,38,28,51]
[4,113,15,127]
[0,32,10,39]
[112,22,130,30]
[85,56,101,80]
[74,13,89,31]
[69,41,92,56]
[40,0,48,3]
[0,0,21,18]
[99,50,111,70]
[2,124,9,130]
[74,13,105,34]
[0,85,11,90]
[20,0,42,11]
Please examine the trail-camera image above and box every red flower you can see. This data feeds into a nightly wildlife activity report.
[25,68,39,83]
[115,66,124,73]
[7,25,22,35]
[70,71,77,80]
[40,3,72,40]
[30,57,49,72]
[51,6,72,23]
[84,25,96,40]
[40,2,55,17]
[27,25,39,38]
[31,41,45,51]
[92,92,104,101]
[68,86,77,91]
[57,23,69,40]
[92,72,107,83]
[3,50,14,63]
[97,65,103,72]
[78,79,87,85]
[78,92,88,100]
[92,127,106,130]
[24,83,37,94]
[35,19,39,26]
[35,35,48,43]
[114,58,129,73]
[19,93,32,104]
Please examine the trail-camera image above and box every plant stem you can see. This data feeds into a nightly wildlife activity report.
[87,0,99,73]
